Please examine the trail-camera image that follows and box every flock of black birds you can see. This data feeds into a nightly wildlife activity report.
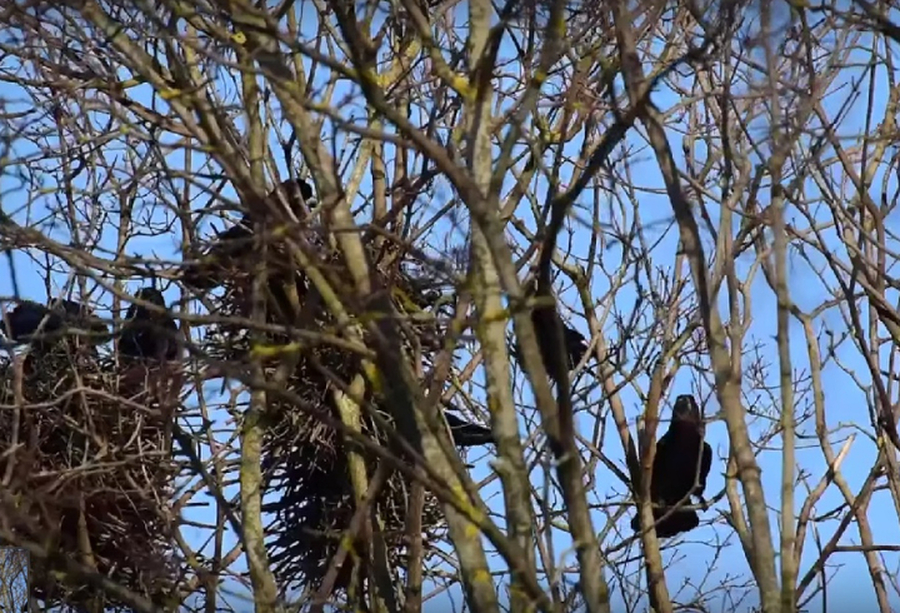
[0,179,715,592]
[0,303,712,537]
[177,177,498,451]
[0,287,183,609]
[520,299,714,539]
[1,288,179,365]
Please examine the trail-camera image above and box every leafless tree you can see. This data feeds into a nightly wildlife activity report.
[0,1,898,612]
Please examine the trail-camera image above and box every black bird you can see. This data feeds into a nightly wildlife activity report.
[631,394,713,538]
[512,294,591,383]
[119,287,180,362]
[215,179,315,242]
[1,298,107,350]
[182,178,315,291]
[445,411,495,447]
[2,300,52,343]
[533,304,590,372]
[258,177,315,222]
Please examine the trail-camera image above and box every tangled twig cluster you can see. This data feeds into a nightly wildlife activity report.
[201,231,451,594]
[0,335,180,611]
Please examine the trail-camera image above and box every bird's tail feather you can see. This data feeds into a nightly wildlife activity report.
[630,507,700,538]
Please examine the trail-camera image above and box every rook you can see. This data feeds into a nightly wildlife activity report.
[631,394,712,538]
[119,287,179,362]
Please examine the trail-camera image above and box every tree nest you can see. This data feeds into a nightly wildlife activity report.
[0,340,180,611]
[199,233,453,595]
[261,400,447,594]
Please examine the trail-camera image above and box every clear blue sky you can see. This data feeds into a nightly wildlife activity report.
[1,5,898,612]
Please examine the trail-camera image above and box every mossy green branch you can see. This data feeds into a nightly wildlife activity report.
[239,397,283,613]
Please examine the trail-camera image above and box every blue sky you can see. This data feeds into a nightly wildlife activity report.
[1,3,899,612]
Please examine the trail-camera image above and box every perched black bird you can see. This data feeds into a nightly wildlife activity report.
[512,291,591,383]
[119,287,180,362]
[1,298,108,350]
[532,304,590,372]
[2,300,51,343]
[631,394,713,538]
[257,177,314,222]
[182,178,315,291]
[215,179,315,242]
[444,409,495,447]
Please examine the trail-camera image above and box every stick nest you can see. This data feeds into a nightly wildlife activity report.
[201,234,453,594]
[0,339,180,611]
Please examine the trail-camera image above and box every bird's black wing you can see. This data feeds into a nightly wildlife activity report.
[2,301,51,342]
[119,289,179,361]
[444,411,495,447]
[563,325,589,369]
[633,407,709,539]
[630,499,700,539]
[696,441,713,498]
[118,322,140,358]
[648,432,672,503]
[522,298,591,381]
[632,433,703,539]
[51,299,109,342]
[120,318,179,361]
[182,227,253,290]
[270,178,314,216]
[162,317,180,360]
[123,300,142,322]
[529,303,570,386]
[55,299,87,318]
[4,299,107,347]
[245,179,315,225]
[216,221,254,242]
[653,508,700,538]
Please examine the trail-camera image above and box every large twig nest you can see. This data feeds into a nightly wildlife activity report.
[0,333,180,611]
[261,400,447,594]
[195,219,453,595]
